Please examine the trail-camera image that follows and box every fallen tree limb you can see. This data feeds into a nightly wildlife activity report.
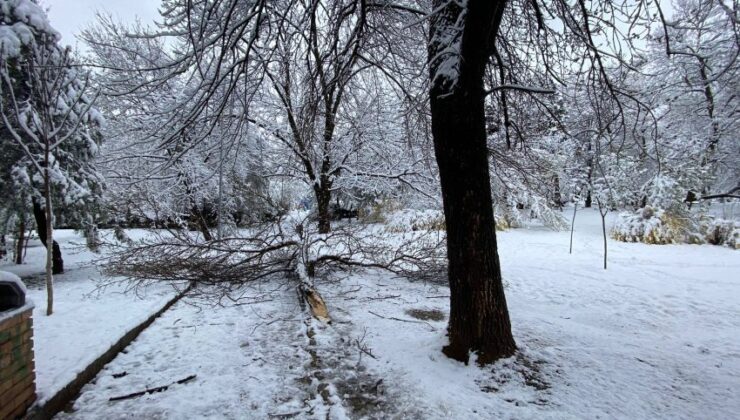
[367,310,435,331]
[365,294,401,300]
[109,374,197,402]
[298,282,331,323]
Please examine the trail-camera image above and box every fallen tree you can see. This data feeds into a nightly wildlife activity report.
[103,214,446,318]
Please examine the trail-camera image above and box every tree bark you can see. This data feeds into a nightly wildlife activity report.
[44,164,55,315]
[429,0,516,365]
[15,218,25,265]
[190,205,213,242]
[315,182,332,234]
[585,142,593,208]
[32,199,63,274]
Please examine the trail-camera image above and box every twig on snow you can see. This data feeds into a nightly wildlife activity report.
[108,375,197,401]
[367,310,436,331]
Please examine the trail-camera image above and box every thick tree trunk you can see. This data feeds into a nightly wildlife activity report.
[32,199,63,274]
[429,0,515,365]
[190,206,213,242]
[315,182,332,234]
[552,174,563,209]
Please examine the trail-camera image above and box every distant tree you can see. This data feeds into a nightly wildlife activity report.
[85,1,429,236]
[648,0,740,198]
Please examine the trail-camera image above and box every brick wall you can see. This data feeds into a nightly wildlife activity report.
[0,306,36,419]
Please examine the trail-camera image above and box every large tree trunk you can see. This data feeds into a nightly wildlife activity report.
[429,0,516,365]
[315,181,332,234]
[190,205,213,242]
[32,199,63,275]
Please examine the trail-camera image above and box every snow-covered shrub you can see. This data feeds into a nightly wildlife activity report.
[383,209,445,233]
[645,175,687,213]
[614,206,738,249]
[493,198,567,231]
[359,198,404,224]
[612,206,703,245]
[493,205,521,231]
[702,219,738,249]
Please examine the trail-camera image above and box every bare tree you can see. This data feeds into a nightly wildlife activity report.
[427,0,516,365]
[1,9,101,314]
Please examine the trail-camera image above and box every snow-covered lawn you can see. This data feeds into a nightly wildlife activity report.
[41,209,740,418]
[0,230,175,404]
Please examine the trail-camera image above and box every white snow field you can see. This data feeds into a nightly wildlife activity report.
[7,208,738,419]
[0,230,176,404]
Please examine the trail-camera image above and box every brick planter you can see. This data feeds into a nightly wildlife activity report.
[0,300,36,419]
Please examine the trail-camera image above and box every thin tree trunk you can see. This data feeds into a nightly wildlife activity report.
[585,142,593,208]
[553,175,563,209]
[596,197,608,270]
[429,0,515,365]
[697,56,719,194]
[44,144,54,315]
[569,203,577,254]
[15,217,25,264]
[601,213,607,270]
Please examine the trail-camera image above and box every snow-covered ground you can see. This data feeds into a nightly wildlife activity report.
[0,230,175,404]
[49,208,739,419]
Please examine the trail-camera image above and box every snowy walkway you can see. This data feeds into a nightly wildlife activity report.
[1,230,175,404]
[56,209,739,419]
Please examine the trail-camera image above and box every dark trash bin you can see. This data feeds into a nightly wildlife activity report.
[0,272,26,311]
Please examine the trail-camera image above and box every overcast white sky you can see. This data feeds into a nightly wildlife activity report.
[42,0,160,48]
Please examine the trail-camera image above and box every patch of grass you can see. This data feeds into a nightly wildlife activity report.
[405,308,445,322]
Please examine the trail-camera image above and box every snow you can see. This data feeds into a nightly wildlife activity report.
[0,229,176,404]
[0,269,26,294]
[428,0,467,93]
[0,24,22,56]
[52,209,739,419]
[0,270,34,322]
[58,288,316,419]
[0,0,60,58]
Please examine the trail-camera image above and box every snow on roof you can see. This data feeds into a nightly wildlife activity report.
[0,270,34,321]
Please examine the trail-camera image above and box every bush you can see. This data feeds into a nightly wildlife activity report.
[493,207,522,231]
[612,206,703,245]
[383,209,446,233]
[613,206,738,248]
[359,198,403,224]
[702,219,739,249]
